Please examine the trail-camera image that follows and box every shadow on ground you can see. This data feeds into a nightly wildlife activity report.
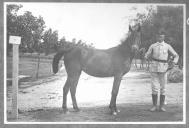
[7,103,183,122]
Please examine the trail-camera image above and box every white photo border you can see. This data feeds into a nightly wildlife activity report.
[3,2,187,124]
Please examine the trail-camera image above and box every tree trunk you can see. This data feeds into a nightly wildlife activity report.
[36,53,40,79]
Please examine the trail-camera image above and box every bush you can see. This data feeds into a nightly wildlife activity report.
[167,67,183,83]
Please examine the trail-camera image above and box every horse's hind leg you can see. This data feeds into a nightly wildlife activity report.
[62,77,72,113]
[70,72,81,112]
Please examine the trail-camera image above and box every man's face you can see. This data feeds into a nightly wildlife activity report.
[157,35,165,43]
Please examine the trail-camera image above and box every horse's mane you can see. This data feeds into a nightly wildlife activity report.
[117,32,133,56]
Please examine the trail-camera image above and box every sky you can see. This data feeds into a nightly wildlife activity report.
[16,3,149,49]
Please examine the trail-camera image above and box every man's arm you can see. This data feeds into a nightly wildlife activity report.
[168,44,179,64]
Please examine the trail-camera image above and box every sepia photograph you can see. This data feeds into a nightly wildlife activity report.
[3,2,186,124]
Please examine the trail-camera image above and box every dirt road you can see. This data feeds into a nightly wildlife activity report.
[7,70,183,122]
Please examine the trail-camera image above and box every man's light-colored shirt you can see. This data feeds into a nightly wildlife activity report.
[145,41,179,72]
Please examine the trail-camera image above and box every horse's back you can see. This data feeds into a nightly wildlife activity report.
[63,46,131,77]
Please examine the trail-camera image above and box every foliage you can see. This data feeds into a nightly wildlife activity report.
[6,4,23,55]
[7,4,47,80]
[167,67,183,83]
[43,28,58,55]
[7,4,45,54]
[57,37,95,51]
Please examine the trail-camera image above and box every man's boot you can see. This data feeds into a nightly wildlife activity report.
[159,94,166,112]
[150,94,158,112]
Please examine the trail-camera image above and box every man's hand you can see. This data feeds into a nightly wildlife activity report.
[169,61,176,68]
[167,55,175,67]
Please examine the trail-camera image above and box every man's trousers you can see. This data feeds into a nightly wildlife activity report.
[151,72,167,95]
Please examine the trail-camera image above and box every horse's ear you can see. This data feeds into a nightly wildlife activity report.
[129,25,133,32]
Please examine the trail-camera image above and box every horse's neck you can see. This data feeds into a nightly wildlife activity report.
[117,42,134,59]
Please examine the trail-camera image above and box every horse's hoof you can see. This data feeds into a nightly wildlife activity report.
[62,109,69,114]
[112,111,117,116]
[116,109,120,113]
[63,110,69,114]
[110,109,118,115]
[73,108,80,112]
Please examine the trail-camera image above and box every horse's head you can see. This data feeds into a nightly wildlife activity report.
[127,24,141,53]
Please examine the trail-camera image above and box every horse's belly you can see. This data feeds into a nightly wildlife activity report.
[83,67,114,77]
[82,53,114,77]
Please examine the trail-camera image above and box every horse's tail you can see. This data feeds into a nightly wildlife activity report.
[52,48,73,74]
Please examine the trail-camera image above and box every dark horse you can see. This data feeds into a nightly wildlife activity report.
[52,24,142,115]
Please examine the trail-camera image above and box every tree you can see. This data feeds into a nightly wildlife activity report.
[17,11,45,53]
[43,28,58,55]
[6,4,23,55]
[32,16,46,53]
[7,4,46,54]
[59,37,66,46]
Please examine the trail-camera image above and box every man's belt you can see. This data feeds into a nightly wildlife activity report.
[152,58,167,63]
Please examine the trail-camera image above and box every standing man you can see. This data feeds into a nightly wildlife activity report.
[145,32,179,112]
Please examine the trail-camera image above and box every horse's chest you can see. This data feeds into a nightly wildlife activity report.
[123,59,131,73]
[111,57,131,75]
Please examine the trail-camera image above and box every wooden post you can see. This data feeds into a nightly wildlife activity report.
[9,36,21,119]
[12,44,19,118]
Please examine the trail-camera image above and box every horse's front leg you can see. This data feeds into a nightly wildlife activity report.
[109,74,122,115]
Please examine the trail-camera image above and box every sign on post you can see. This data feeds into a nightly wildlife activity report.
[9,36,21,45]
[9,36,21,119]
